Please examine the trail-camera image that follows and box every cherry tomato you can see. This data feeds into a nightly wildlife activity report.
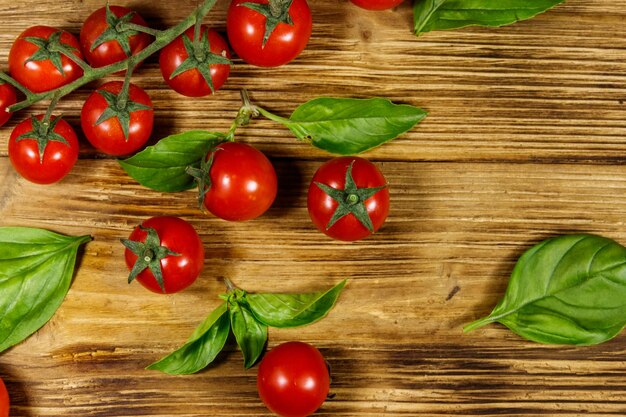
[80,5,152,68]
[257,341,330,417]
[198,142,277,221]
[8,115,79,184]
[81,81,154,156]
[227,0,312,67]
[9,26,84,93]
[0,83,17,128]
[123,216,204,294]
[307,157,389,241]
[350,0,404,10]
[159,25,231,97]
[0,377,9,417]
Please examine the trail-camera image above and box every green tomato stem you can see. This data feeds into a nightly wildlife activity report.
[0,71,33,97]
[7,0,219,113]
[121,22,162,37]
[42,95,61,127]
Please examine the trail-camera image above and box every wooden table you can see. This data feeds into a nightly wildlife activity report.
[1,0,626,415]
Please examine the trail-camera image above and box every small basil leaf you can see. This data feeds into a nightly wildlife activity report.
[0,227,91,353]
[464,234,626,345]
[258,98,426,155]
[230,301,267,369]
[414,0,565,36]
[118,130,225,192]
[146,303,230,374]
[247,280,346,328]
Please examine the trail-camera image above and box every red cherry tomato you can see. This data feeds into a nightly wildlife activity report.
[257,341,330,417]
[8,115,79,184]
[159,26,231,97]
[350,0,404,10]
[124,216,204,294]
[201,142,277,221]
[80,5,152,68]
[0,377,9,417]
[0,83,17,128]
[9,26,84,93]
[227,0,312,67]
[81,81,154,156]
[307,157,389,241]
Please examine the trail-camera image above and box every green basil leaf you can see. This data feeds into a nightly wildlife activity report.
[0,227,91,353]
[118,130,225,192]
[146,303,230,374]
[247,280,346,328]
[465,234,626,345]
[414,0,565,36]
[257,98,426,155]
[230,301,267,369]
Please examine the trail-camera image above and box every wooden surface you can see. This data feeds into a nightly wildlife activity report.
[1,0,626,416]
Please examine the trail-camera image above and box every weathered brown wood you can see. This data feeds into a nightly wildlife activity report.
[1,0,626,416]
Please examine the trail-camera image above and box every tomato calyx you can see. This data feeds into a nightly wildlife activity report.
[95,86,152,141]
[23,31,80,76]
[185,147,219,208]
[314,161,387,232]
[15,115,69,163]
[91,4,144,57]
[241,0,295,46]
[121,225,181,293]
[169,29,231,93]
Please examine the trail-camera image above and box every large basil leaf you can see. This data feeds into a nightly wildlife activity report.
[464,234,626,345]
[247,280,346,328]
[230,301,267,369]
[147,302,230,374]
[414,0,565,36]
[257,98,426,155]
[0,227,91,353]
[118,130,225,192]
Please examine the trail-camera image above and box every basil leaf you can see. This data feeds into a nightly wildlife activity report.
[414,0,565,36]
[257,98,426,155]
[118,130,225,192]
[465,234,626,345]
[0,227,91,353]
[146,303,230,374]
[230,301,267,369]
[247,280,346,328]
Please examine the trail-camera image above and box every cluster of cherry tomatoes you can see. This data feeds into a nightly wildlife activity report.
[0,0,404,416]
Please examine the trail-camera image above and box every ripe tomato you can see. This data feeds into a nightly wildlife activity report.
[8,115,79,184]
[226,0,312,67]
[0,377,8,417]
[123,216,204,294]
[257,341,330,417]
[0,83,17,128]
[350,0,404,10]
[80,5,152,68]
[197,142,277,221]
[9,26,84,93]
[159,25,231,97]
[81,81,154,156]
[307,157,389,241]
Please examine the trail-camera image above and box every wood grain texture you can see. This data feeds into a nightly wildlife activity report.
[1,0,626,416]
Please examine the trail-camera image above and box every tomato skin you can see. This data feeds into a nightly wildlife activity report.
[350,0,404,10]
[124,216,204,294]
[9,26,84,93]
[0,377,9,417]
[227,0,312,67]
[307,157,389,242]
[203,142,277,221]
[80,6,152,68]
[159,26,231,97]
[257,342,330,417]
[81,81,154,156]
[8,115,79,185]
[0,83,17,128]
